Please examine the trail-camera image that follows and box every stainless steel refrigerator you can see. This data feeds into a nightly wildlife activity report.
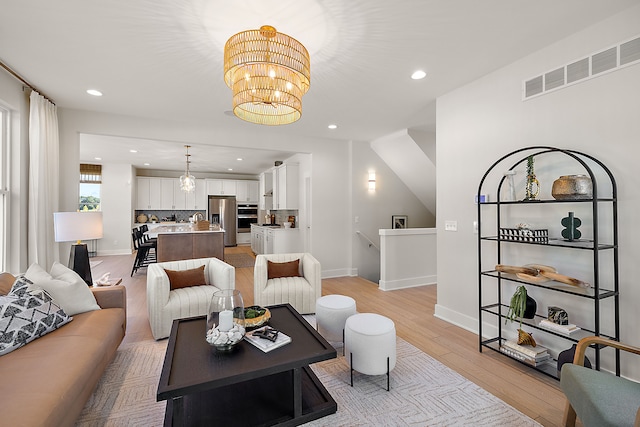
[208,196,237,246]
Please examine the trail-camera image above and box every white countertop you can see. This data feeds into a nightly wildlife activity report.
[145,224,225,238]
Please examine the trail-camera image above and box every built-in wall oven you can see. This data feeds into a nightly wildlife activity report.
[237,204,258,233]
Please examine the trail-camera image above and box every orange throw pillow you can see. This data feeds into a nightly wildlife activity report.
[267,259,301,279]
[164,265,206,290]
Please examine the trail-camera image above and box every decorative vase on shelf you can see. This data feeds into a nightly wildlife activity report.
[523,155,540,201]
[503,170,517,201]
[557,344,592,378]
[552,174,593,200]
[523,295,537,319]
[206,290,246,351]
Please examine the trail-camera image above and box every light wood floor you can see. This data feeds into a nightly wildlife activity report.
[91,246,569,427]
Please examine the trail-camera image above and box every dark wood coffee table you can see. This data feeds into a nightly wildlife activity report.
[157,304,337,426]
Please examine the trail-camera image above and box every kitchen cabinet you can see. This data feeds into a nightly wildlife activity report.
[136,177,162,210]
[251,224,265,254]
[265,228,302,254]
[477,146,619,379]
[194,179,207,210]
[160,178,176,209]
[206,179,237,196]
[259,171,273,211]
[236,180,259,203]
[273,163,299,210]
[176,178,207,210]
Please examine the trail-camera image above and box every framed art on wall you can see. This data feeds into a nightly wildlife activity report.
[392,215,407,229]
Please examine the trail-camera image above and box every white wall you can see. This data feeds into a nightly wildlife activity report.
[99,163,135,255]
[350,140,435,283]
[436,5,640,379]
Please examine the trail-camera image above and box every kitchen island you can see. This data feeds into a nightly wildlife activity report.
[147,224,226,263]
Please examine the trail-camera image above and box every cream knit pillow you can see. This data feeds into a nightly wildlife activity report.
[24,262,100,316]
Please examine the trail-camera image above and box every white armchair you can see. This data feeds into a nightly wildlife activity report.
[147,257,235,340]
[254,253,321,314]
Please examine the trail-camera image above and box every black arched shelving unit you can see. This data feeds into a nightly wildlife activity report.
[477,146,619,379]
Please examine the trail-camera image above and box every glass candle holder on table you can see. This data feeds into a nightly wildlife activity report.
[206,289,245,351]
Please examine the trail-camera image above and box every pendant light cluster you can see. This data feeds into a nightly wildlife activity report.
[179,145,195,193]
[224,25,310,126]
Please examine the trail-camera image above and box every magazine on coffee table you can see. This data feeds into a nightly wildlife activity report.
[244,326,292,353]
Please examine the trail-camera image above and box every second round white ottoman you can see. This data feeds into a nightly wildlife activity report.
[316,295,357,343]
[344,313,396,391]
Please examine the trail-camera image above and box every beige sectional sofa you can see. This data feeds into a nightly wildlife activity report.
[0,272,126,427]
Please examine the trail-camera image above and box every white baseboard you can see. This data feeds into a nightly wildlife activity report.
[434,304,479,335]
[379,275,437,291]
[322,268,357,279]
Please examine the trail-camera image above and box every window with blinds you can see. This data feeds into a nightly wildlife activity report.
[79,164,101,211]
[80,164,102,183]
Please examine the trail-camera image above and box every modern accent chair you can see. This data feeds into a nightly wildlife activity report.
[561,335,640,427]
[253,253,321,314]
[147,257,235,340]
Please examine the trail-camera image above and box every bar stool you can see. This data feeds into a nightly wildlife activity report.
[344,313,396,391]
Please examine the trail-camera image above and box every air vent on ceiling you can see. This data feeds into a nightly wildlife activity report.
[523,34,640,100]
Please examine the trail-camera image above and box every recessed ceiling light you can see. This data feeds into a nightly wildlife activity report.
[236,158,243,161]
[328,124,338,129]
[411,70,427,80]
[227,168,233,171]
[86,89,103,96]
[144,163,150,166]
[129,149,138,153]
[94,157,102,161]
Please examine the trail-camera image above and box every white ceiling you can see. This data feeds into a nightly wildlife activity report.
[1,0,637,174]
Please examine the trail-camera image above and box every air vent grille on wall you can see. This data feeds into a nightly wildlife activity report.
[523,34,640,100]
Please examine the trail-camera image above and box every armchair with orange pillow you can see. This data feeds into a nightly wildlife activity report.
[254,253,321,314]
[147,257,235,339]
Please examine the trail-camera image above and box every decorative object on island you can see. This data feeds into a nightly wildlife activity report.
[551,174,593,200]
[137,213,148,223]
[561,212,582,241]
[523,155,540,201]
[392,215,407,229]
[505,285,537,346]
[503,170,517,201]
[223,25,310,126]
[53,211,103,286]
[179,145,195,193]
[206,289,246,351]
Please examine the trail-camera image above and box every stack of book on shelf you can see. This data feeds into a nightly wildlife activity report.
[500,340,551,366]
[539,319,581,335]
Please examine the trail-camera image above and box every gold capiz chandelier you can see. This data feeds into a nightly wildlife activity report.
[224,25,310,126]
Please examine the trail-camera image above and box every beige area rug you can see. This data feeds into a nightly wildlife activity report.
[224,253,256,268]
[76,329,541,426]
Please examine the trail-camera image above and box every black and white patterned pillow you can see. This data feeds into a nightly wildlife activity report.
[0,275,73,356]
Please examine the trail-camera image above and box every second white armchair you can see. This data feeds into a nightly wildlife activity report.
[254,253,321,314]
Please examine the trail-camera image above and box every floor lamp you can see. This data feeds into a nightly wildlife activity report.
[53,211,103,286]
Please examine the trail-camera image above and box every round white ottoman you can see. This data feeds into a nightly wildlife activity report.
[316,295,357,343]
[344,313,396,391]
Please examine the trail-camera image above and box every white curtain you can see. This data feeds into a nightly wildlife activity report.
[28,91,59,269]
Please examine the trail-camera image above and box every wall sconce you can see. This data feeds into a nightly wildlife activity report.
[368,172,376,191]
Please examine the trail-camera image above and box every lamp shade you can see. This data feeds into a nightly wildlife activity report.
[53,212,103,242]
